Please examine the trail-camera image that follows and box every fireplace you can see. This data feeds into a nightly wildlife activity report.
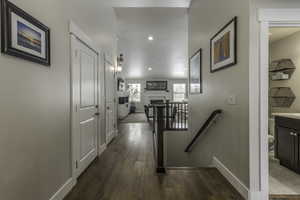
[150,100,164,104]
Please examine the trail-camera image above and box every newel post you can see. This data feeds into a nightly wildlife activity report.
[156,105,166,173]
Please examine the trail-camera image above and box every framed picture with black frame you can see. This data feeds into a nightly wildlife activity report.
[210,17,237,73]
[146,81,168,91]
[189,48,202,94]
[1,0,50,66]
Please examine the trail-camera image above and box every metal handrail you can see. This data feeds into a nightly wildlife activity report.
[184,109,222,152]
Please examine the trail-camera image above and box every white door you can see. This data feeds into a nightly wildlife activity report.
[71,35,98,178]
[104,57,116,144]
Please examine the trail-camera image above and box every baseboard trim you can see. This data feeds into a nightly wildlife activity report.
[212,157,249,199]
[248,190,264,200]
[166,167,202,170]
[49,178,76,200]
[98,144,107,156]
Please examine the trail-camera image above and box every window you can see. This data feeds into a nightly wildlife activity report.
[128,83,141,102]
[173,84,186,102]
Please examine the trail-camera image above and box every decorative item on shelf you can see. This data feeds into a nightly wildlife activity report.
[270,87,296,107]
[116,54,124,72]
[210,17,237,73]
[189,48,202,94]
[269,59,296,81]
[1,0,50,66]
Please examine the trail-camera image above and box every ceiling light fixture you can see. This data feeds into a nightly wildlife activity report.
[148,35,154,41]
[148,67,152,71]
[117,66,123,72]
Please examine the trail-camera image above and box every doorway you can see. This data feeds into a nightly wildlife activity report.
[104,55,117,144]
[70,23,100,179]
[251,9,300,200]
[268,26,300,198]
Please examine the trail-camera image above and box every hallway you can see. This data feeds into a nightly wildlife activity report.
[64,123,244,200]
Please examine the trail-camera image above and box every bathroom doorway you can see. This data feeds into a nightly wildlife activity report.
[268,27,300,199]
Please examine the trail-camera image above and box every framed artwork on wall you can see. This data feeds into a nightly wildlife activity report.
[189,48,202,94]
[117,78,125,92]
[146,81,168,91]
[210,17,237,73]
[1,0,50,66]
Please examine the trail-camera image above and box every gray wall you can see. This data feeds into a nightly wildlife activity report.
[0,0,117,200]
[270,31,300,113]
[188,0,250,187]
[126,79,188,112]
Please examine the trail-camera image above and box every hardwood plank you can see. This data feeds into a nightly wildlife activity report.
[64,123,244,200]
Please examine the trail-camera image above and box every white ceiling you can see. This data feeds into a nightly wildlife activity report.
[109,0,191,8]
[270,27,300,43]
[115,8,188,79]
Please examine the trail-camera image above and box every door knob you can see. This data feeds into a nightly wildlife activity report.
[290,132,297,136]
[95,112,100,116]
[107,106,110,110]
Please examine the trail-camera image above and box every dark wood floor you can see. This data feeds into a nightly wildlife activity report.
[64,123,244,200]
[270,195,300,200]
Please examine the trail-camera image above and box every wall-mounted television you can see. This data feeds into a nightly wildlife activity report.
[146,81,168,91]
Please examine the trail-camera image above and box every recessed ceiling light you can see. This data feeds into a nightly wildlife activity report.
[148,36,154,41]
[148,67,152,71]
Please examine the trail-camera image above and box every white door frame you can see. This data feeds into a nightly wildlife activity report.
[250,9,300,200]
[69,21,101,179]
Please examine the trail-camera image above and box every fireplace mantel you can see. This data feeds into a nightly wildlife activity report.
[143,92,172,105]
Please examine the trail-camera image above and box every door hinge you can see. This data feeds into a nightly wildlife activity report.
[75,160,78,169]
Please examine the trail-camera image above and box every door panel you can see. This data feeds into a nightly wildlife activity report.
[277,126,294,170]
[104,58,116,144]
[80,118,96,159]
[296,133,300,173]
[72,35,98,178]
[106,102,115,144]
[80,51,96,107]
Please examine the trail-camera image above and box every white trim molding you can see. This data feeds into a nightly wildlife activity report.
[259,9,300,22]
[98,143,107,156]
[49,178,76,200]
[212,157,249,199]
[69,21,98,52]
[115,129,119,136]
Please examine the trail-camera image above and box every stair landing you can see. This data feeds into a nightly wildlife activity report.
[64,123,244,200]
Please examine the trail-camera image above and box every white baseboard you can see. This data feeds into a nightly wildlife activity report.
[98,143,107,156]
[49,178,76,200]
[248,190,264,200]
[114,129,119,136]
[212,157,249,199]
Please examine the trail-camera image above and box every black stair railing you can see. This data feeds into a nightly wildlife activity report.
[165,100,188,130]
[152,105,166,173]
[184,109,222,152]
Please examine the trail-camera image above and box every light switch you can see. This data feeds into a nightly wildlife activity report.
[227,95,237,105]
